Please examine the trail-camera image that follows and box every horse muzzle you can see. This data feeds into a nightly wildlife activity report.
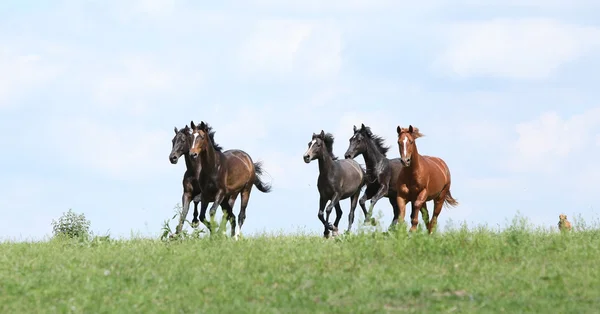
[303,155,311,163]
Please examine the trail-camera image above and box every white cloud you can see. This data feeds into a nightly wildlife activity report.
[47,117,171,180]
[0,47,62,107]
[237,19,342,80]
[510,108,600,173]
[432,18,600,79]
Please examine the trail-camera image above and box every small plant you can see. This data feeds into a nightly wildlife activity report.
[51,209,91,239]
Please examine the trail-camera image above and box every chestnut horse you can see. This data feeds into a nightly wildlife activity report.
[344,123,428,231]
[395,125,458,233]
[168,125,222,234]
[189,120,272,239]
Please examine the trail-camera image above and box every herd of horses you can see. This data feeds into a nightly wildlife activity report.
[169,121,458,239]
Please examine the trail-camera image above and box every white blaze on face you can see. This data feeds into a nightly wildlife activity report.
[402,136,408,158]
[305,139,316,155]
[192,132,199,149]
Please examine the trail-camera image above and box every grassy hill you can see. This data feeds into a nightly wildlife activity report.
[1,216,599,313]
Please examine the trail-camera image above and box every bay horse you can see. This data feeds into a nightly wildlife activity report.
[395,125,458,233]
[189,120,272,239]
[343,123,428,231]
[303,130,366,238]
[168,125,222,234]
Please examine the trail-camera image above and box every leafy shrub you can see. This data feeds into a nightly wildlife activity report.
[51,209,91,239]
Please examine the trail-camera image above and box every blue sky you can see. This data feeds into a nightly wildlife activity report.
[1,0,600,241]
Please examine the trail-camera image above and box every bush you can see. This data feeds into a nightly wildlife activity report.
[51,209,91,239]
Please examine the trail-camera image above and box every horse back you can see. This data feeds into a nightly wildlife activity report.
[223,149,255,186]
[336,159,365,187]
[421,155,451,188]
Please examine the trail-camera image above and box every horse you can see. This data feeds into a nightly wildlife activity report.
[168,125,221,234]
[395,125,458,233]
[189,120,272,239]
[344,123,428,231]
[303,130,366,238]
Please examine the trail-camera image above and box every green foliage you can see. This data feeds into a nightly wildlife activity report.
[3,214,600,313]
[50,209,91,240]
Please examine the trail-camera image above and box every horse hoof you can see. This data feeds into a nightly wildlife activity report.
[191,221,199,228]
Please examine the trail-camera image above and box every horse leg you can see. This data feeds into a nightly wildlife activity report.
[176,191,193,234]
[359,184,377,224]
[367,183,389,226]
[323,194,341,238]
[388,195,399,230]
[332,202,343,237]
[396,195,408,232]
[428,192,446,234]
[411,190,428,232]
[237,187,252,240]
[198,198,211,232]
[347,190,361,233]
[221,195,237,238]
[318,197,330,238]
[420,202,430,230]
[207,190,226,234]
[191,199,200,228]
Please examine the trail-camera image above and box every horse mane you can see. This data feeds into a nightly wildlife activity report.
[359,125,390,156]
[316,132,338,160]
[202,123,223,152]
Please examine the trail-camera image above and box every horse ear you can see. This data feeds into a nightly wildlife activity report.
[320,130,325,137]
[199,121,206,130]
[397,126,401,134]
[408,125,414,133]
[174,127,178,134]
[361,123,365,130]
[353,125,357,133]
[190,121,196,129]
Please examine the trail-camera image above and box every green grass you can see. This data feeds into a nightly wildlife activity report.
[1,215,600,313]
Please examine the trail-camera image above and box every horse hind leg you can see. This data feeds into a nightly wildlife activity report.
[347,190,361,233]
[428,194,445,234]
[359,184,377,224]
[223,194,238,238]
[236,187,252,240]
[332,202,343,237]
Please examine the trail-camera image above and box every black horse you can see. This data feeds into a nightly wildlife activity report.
[168,125,222,234]
[344,123,428,230]
[303,130,366,238]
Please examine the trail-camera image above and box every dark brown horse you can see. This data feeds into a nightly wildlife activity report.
[395,125,458,233]
[189,120,272,239]
[344,123,428,231]
[168,125,222,234]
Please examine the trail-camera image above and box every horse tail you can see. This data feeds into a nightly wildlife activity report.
[252,161,272,193]
[444,189,459,208]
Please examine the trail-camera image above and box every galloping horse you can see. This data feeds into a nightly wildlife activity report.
[395,125,458,233]
[168,125,221,234]
[189,120,272,239]
[344,123,428,231]
[304,130,366,238]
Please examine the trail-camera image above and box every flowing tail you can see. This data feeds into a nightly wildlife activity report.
[444,189,459,208]
[253,161,272,193]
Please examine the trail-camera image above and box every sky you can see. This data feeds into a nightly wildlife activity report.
[1,0,600,241]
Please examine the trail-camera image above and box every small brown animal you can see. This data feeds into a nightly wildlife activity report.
[558,214,572,232]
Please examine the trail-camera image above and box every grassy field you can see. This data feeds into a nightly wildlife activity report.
[1,215,600,313]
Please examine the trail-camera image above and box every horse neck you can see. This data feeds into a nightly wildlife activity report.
[184,151,202,176]
[407,143,423,173]
[317,151,335,177]
[199,141,220,175]
[362,140,386,168]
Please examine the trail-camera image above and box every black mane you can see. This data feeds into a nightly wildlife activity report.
[315,132,338,160]
[359,125,390,156]
[202,122,223,152]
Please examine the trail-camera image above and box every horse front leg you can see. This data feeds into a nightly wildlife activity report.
[411,190,428,232]
[317,197,329,238]
[207,190,226,234]
[367,182,389,226]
